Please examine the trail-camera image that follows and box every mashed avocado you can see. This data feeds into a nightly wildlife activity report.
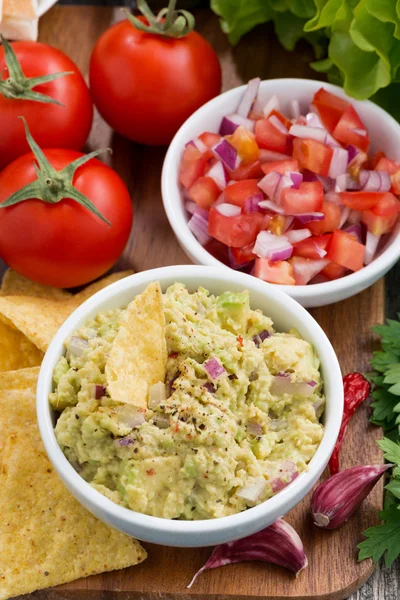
[51,283,325,520]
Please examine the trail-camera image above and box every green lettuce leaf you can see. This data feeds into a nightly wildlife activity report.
[210,0,273,46]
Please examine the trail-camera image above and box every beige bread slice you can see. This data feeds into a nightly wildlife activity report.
[0,0,38,40]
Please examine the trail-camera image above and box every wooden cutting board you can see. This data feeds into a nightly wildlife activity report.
[11,6,385,599]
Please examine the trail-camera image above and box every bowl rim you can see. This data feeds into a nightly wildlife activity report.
[37,265,343,540]
[161,78,400,301]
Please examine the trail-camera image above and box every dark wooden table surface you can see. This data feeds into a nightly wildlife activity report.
[10,2,400,599]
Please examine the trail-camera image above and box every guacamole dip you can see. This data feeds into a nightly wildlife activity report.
[51,283,325,520]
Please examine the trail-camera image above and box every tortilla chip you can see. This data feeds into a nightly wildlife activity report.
[1,269,72,301]
[106,282,167,408]
[0,366,40,391]
[0,296,72,353]
[0,389,37,462]
[0,434,146,600]
[71,270,135,306]
[0,321,43,371]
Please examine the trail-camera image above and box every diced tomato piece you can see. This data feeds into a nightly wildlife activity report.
[333,105,370,152]
[391,172,400,195]
[289,257,329,285]
[369,151,386,170]
[223,179,261,207]
[268,109,292,130]
[179,145,208,189]
[307,201,341,235]
[293,234,332,259]
[254,258,295,285]
[198,132,222,149]
[265,214,286,235]
[230,160,264,181]
[255,117,289,154]
[229,126,260,163]
[230,244,256,265]
[340,191,394,212]
[261,159,299,175]
[321,261,348,280]
[281,181,324,215]
[327,230,366,271]
[204,238,230,265]
[375,156,399,175]
[187,176,220,209]
[292,138,333,177]
[312,88,349,132]
[208,207,263,248]
[361,211,398,236]
[372,193,400,217]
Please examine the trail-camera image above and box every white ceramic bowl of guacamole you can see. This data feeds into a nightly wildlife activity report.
[37,265,343,547]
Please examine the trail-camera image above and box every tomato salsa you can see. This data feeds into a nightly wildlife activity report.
[179,80,400,286]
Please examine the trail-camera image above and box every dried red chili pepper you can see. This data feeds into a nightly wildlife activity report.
[329,373,371,475]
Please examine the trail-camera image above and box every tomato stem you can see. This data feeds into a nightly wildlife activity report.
[0,36,74,105]
[0,117,112,226]
[124,0,195,39]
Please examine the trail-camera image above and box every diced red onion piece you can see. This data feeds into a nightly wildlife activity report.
[214,192,225,206]
[206,160,229,190]
[274,174,293,204]
[185,140,196,148]
[346,144,359,164]
[253,231,292,261]
[290,100,300,119]
[347,209,361,225]
[271,374,320,396]
[204,357,226,380]
[258,172,281,199]
[115,405,146,429]
[203,381,216,394]
[283,216,294,232]
[212,139,240,171]
[258,199,286,214]
[95,385,106,400]
[335,173,359,192]
[188,209,210,246]
[68,336,88,358]
[216,203,241,217]
[153,414,170,429]
[237,77,260,118]
[328,147,349,179]
[339,206,350,228]
[237,477,266,502]
[244,194,264,214]
[271,460,299,493]
[291,258,329,285]
[259,149,291,162]
[262,94,280,117]
[324,191,342,205]
[359,170,391,193]
[345,224,363,245]
[185,200,197,215]
[305,112,323,127]
[286,229,312,244]
[219,113,255,135]
[365,231,381,265]
[118,437,133,447]
[302,170,318,182]
[247,421,263,436]
[289,172,303,189]
[148,381,167,409]
[253,329,271,347]
[316,174,334,192]
[289,124,326,143]
[187,518,307,588]
[296,212,324,224]
[269,114,289,134]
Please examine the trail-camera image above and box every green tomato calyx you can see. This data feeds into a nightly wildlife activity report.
[0,35,73,105]
[125,0,195,39]
[0,117,111,226]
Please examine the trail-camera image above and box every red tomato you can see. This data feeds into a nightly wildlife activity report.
[327,230,365,271]
[229,126,259,163]
[391,172,400,196]
[230,244,256,265]
[339,191,395,212]
[188,176,220,208]
[0,42,93,170]
[292,138,333,177]
[230,161,264,181]
[179,145,208,189]
[90,17,221,145]
[372,194,400,217]
[268,109,292,130]
[321,261,348,280]
[361,211,398,236]
[0,149,133,288]
[255,117,288,154]
[261,159,299,175]
[280,181,324,215]
[223,179,261,207]
[312,88,348,132]
[208,207,263,247]
[289,256,329,285]
[333,105,370,152]
[375,157,400,195]
[293,234,332,259]
[198,132,221,148]
[204,238,230,265]
[254,258,295,285]
[369,151,386,169]
[307,201,341,235]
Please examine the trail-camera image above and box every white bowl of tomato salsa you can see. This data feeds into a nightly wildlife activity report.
[37,265,343,547]
[162,79,400,308]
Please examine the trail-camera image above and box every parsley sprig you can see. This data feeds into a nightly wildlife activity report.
[357,317,400,567]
